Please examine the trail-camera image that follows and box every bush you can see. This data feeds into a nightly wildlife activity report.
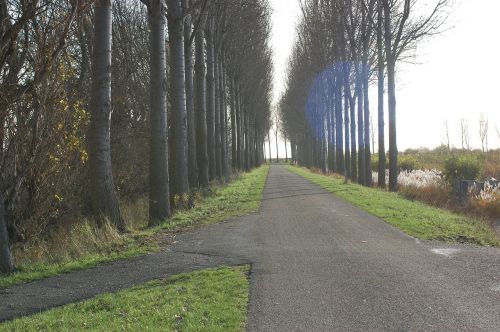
[399,183,456,210]
[371,154,388,171]
[444,155,481,184]
[468,186,500,219]
[398,156,419,171]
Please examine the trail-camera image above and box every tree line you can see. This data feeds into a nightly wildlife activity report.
[280,0,447,190]
[0,0,273,273]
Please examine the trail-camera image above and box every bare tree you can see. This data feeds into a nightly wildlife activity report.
[443,118,450,150]
[460,118,470,151]
[479,113,489,152]
[382,0,448,191]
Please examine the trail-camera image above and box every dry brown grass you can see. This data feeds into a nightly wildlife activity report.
[12,196,151,267]
[399,184,457,210]
[399,184,499,227]
[13,220,123,265]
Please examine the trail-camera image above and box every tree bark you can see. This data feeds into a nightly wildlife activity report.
[356,67,365,185]
[194,17,209,187]
[148,0,170,225]
[275,125,279,163]
[206,17,216,180]
[363,60,372,186]
[167,0,189,198]
[183,0,198,189]
[383,0,398,192]
[344,75,351,182]
[377,0,386,188]
[230,77,237,170]
[220,57,229,180]
[214,48,222,179]
[335,66,344,173]
[268,131,272,163]
[237,84,244,169]
[88,0,125,231]
[0,192,14,274]
[284,136,288,162]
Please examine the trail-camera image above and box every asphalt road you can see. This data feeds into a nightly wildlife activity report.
[174,165,500,331]
[1,164,499,331]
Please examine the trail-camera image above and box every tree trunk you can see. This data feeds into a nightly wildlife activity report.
[148,0,170,225]
[0,193,14,274]
[88,0,125,231]
[238,87,245,169]
[205,17,216,180]
[214,48,222,179]
[362,3,372,187]
[383,0,398,192]
[167,0,189,197]
[284,136,288,162]
[344,77,351,182]
[220,56,229,180]
[363,60,372,187]
[183,0,198,189]
[245,112,250,170]
[377,0,386,188]
[387,59,398,192]
[194,17,209,187]
[268,131,272,163]
[236,82,243,169]
[230,77,237,170]
[356,68,365,185]
[335,67,344,173]
[275,126,279,163]
[327,98,335,172]
[344,63,356,182]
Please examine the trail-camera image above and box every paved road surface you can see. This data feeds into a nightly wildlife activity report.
[1,165,499,331]
[174,165,500,331]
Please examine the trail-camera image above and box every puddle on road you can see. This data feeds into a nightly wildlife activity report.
[430,248,461,257]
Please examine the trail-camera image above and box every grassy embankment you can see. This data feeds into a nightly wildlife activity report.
[0,266,250,332]
[0,166,269,288]
[286,165,499,246]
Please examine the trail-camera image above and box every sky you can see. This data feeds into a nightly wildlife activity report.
[267,0,500,158]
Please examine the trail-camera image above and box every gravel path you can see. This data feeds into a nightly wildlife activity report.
[1,165,499,331]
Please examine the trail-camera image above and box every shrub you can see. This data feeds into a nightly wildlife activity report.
[468,185,500,220]
[399,183,456,210]
[371,154,388,171]
[444,155,481,184]
[398,155,420,171]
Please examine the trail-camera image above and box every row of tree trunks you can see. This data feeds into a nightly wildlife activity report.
[1,0,273,275]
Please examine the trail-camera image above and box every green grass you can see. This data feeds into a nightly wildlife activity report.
[286,165,499,246]
[0,266,250,332]
[0,166,269,289]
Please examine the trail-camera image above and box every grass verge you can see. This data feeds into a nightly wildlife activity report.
[286,165,499,246]
[0,266,250,332]
[1,166,269,289]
